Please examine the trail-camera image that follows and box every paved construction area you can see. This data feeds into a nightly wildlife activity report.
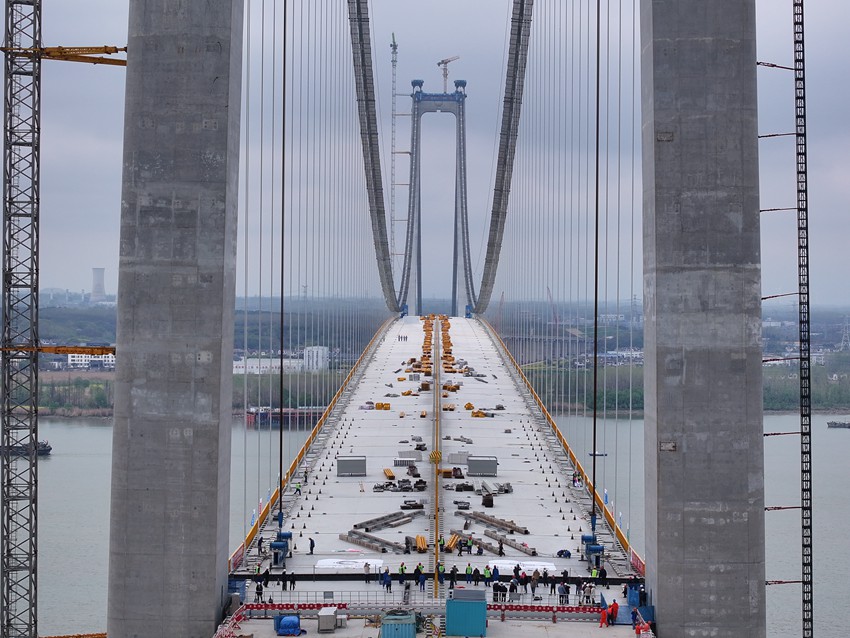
[224,316,644,636]
[222,615,638,637]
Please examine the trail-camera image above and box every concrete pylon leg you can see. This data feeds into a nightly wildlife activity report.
[108,2,243,636]
[641,1,766,636]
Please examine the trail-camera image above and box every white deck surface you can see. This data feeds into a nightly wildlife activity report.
[224,317,642,636]
[222,615,638,638]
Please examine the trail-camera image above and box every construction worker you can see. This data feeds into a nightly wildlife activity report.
[608,599,619,626]
[598,607,608,628]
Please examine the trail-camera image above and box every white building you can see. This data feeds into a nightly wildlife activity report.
[304,346,329,371]
[233,357,302,375]
[66,353,116,369]
[233,346,330,375]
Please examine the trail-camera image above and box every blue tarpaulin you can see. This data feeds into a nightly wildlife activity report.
[274,614,303,636]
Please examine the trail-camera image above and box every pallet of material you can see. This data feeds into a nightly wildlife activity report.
[445,533,461,551]
[383,468,396,480]
[415,535,428,552]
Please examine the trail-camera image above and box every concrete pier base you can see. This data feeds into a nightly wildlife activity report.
[107,2,243,636]
[640,1,766,636]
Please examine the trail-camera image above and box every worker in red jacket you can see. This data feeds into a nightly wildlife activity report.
[599,607,608,628]
[608,600,619,625]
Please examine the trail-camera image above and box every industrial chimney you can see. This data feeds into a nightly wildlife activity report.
[91,267,106,302]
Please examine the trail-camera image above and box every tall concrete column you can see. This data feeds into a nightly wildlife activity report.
[641,1,765,636]
[108,2,243,636]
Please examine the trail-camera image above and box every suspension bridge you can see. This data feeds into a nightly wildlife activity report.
[0,1,814,637]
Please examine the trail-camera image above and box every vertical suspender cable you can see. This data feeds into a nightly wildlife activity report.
[277,0,288,522]
[256,0,266,507]
[590,0,602,533]
[241,0,252,539]
[627,0,637,544]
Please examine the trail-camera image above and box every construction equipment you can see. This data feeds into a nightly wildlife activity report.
[1,18,126,633]
[436,55,459,93]
[1,345,115,355]
[0,45,127,66]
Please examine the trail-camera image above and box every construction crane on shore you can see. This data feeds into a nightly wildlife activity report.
[1,7,126,631]
[436,55,459,93]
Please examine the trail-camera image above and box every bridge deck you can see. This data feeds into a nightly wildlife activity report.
[224,316,639,634]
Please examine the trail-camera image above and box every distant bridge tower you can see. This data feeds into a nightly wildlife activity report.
[399,79,474,316]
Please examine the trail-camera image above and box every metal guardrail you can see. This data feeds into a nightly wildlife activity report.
[238,587,608,609]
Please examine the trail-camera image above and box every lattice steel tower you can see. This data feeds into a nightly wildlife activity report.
[1,0,42,636]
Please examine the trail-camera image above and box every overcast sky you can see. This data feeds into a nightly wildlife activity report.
[39,1,850,310]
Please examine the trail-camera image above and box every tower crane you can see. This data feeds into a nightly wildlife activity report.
[1,19,125,634]
[436,55,459,93]
[0,45,127,66]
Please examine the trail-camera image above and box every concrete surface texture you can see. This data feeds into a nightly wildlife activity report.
[640,0,766,636]
[107,1,243,636]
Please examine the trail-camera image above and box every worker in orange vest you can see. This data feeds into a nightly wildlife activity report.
[599,607,608,628]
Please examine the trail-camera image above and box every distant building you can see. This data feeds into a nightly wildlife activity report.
[233,357,300,375]
[230,346,331,375]
[304,346,329,371]
[598,313,625,325]
[67,352,116,370]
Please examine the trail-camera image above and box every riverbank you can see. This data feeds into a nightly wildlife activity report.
[37,369,850,416]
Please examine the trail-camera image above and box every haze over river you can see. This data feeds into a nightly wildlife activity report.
[33,413,846,636]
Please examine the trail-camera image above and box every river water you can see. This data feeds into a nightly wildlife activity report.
[32,413,845,636]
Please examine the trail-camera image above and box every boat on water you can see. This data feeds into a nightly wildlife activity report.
[0,440,52,456]
[827,421,850,429]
